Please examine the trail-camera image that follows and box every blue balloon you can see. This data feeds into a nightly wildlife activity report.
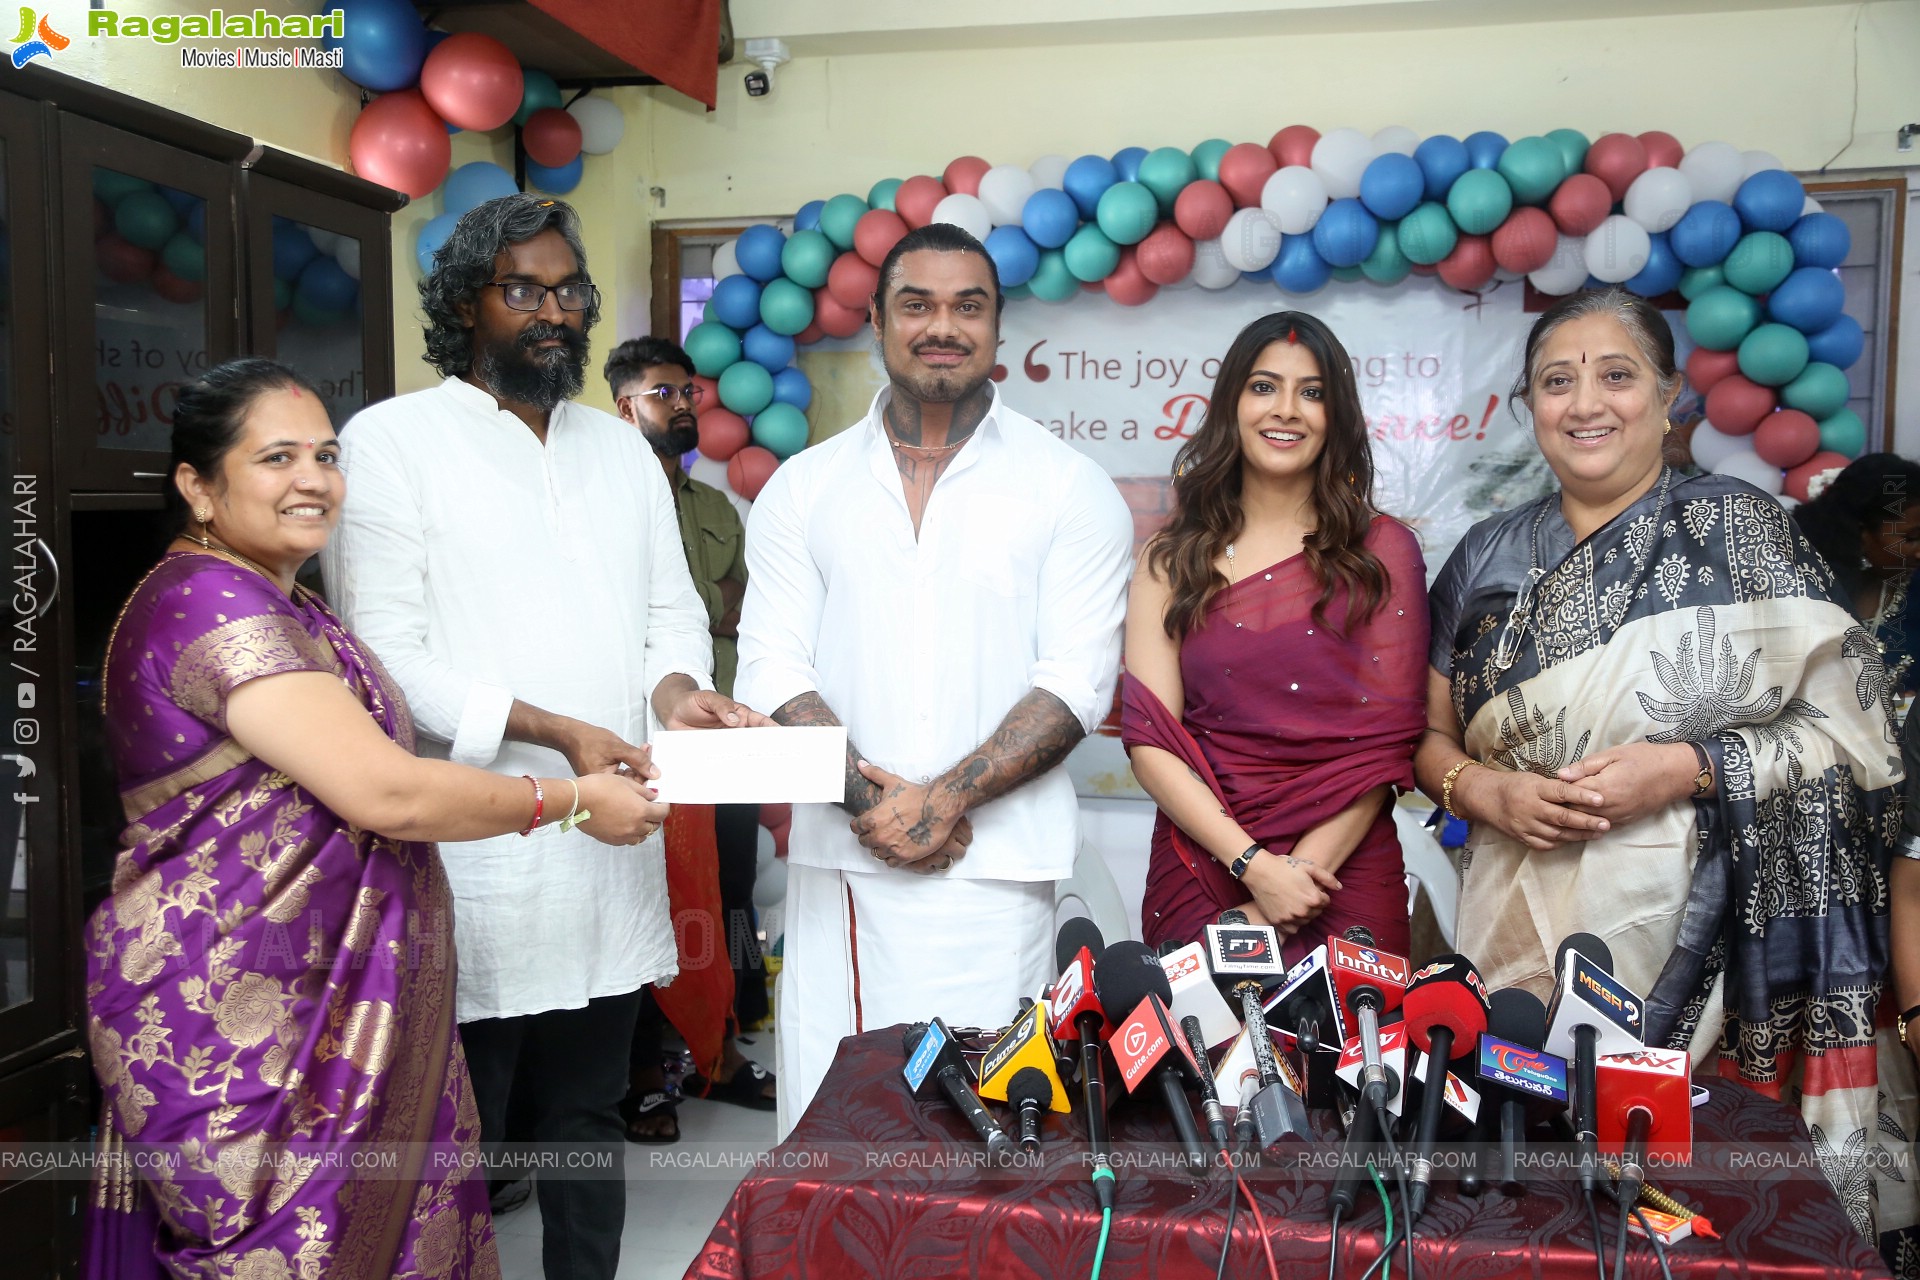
[1271,234,1331,294]
[1805,313,1864,368]
[1768,266,1847,333]
[1464,131,1509,171]
[1669,201,1742,268]
[272,222,318,280]
[985,225,1040,288]
[1241,270,1269,284]
[159,186,197,215]
[1021,188,1080,250]
[771,367,812,411]
[1111,147,1148,183]
[325,0,428,92]
[794,200,825,232]
[525,153,584,195]
[743,323,797,372]
[296,256,358,313]
[1788,212,1850,269]
[1624,231,1682,298]
[415,211,459,275]
[1358,154,1423,221]
[1732,169,1805,234]
[710,274,764,330]
[1063,155,1118,219]
[444,162,518,215]
[1310,199,1380,268]
[734,224,787,283]
[1414,135,1471,201]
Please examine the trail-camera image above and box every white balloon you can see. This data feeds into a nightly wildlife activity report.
[931,192,992,241]
[1219,207,1281,272]
[1528,234,1589,295]
[1801,195,1824,217]
[1712,447,1784,497]
[1687,420,1750,470]
[334,238,361,281]
[1776,494,1801,512]
[1678,140,1744,204]
[1191,237,1241,289]
[976,163,1037,227]
[306,228,340,254]
[1622,166,1692,233]
[1028,153,1070,191]
[1309,127,1372,200]
[567,95,626,155]
[1742,149,1786,178]
[1584,214,1651,283]
[1260,165,1330,235]
[712,239,741,281]
[1372,125,1419,157]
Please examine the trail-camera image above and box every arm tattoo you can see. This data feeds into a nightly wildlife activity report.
[770,691,883,816]
[936,688,1085,813]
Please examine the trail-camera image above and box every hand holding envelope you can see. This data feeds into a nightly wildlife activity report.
[646,726,850,805]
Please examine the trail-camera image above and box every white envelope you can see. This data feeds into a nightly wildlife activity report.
[646,726,847,805]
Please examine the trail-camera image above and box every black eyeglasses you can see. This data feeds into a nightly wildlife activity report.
[483,281,599,312]
[624,384,705,407]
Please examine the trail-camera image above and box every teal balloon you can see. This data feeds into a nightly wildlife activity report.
[1721,231,1794,296]
[1361,220,1412,284]
[1736,322,1810,386]
[718,361,775,416]
[1678,265,1725,301]
[292,295,347,328]
[514,69,561,127]
[684,321,743,377]
[1780,362,1851,420]
[1005,283,1033,301]
[160,233,205,282]
[1028,249,1078,301]
[1397,201,1458,265]
[93,171,151,204]
[1094,182,1158,246]
[115,191,178,250]
[818,194,868,251]
[1063,224,1121,281]
[758,277,815,336]
[1331,264,1364,283]
[1685,286,1762,351]
[1546,129,1590,176]
[780,229,835,288]
[1818,407,1867,459]
[1137,146,1197,213]
[1191,139,1232,182]
[1496,136,1565,206]
[751,402,811,460]
[868,177,903,212]
[1445,169,1512,234]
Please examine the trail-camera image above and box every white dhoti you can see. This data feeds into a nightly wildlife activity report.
[775,862,1055,1139]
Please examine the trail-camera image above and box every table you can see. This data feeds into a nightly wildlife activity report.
[687,1026,1892,1279]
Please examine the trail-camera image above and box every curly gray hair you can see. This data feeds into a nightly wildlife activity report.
[420,194,600,378]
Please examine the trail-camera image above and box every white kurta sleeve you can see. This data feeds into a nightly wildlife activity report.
[1030,460,1134,733]
[734,463,825,719]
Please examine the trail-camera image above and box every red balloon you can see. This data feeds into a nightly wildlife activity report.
[759,801,791,859]
[521,106,582,169]
[814,288,868,339]
[1704,375,1776,436]
[1637,131,1683,170]
[1754,409,1821,468]
[697,407,750,461]
[151,265,202,304]
[1173,179,1232,241]
[853,208,908,268]
[727,445,779,501]
[1548,173,1612,237]
[1490,207,1558,275]
[1268,125,1320,169]
[1136,223,1195,285]
[1784,450,1852,502]
[95,232,156,284]
[1583,132,1648,203]
[420,33,524,132]
[826,252,880,311]
[1437,234,1495,292]
[795,321,824,345]
[1217,142,1278,209]
[894,175,947,229]
[692,374,719,407]
[1103,246,1159,306]
[348,90,452,200]
[1409,262,1438,276]
[942,156,990,197]
[1685,347,1741,396]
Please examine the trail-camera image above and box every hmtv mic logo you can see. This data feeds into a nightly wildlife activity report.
[10,8,69,67]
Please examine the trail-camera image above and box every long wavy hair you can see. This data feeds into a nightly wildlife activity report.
[1148,311,1388,639]
[420,194,600,378]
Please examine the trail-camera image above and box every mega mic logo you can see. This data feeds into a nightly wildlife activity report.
[1571,958,1644,1035]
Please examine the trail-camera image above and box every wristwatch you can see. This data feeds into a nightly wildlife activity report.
[1901,1004,1920,1048]
[1688,742,1714,799]
[1228,842,1263,880]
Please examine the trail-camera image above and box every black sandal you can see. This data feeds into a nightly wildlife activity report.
[619,1089,681,1143]
[690,1060,778,1112]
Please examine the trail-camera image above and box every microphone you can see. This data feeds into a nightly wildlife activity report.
[1096,940,1211,1176]
[1047,918,1115,1209]
[1263,942,1346,1109]
[1007,1066,1055,1154]
[1401,954,1492,1219]
[1543,934,1645,1196]
[978,1001,1069,1115]
[1329,926,1411,1115]
[1232,1068,1260,1149]
[903,1020,1013,1159]
[1158,940,1243,1050]
[1203,918,1311,1146]
[1474,989,1567,1196]
[1182,1014,1230,1151]
[1596,1046,1691,1206]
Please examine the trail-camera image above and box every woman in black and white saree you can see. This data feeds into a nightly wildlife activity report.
[1414,287,1916,1267]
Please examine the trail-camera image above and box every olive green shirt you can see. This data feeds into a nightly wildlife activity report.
[671,468,747,696]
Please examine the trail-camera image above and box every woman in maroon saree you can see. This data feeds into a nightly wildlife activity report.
[85,360,668,1279]
[1124,313,1428,961]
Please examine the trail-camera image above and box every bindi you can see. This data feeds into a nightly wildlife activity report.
[1580,352,1586,364]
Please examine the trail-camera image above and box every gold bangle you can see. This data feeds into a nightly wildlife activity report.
[1441,758,1481,822]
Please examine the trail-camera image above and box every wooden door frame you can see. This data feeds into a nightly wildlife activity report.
[650,222,753,341]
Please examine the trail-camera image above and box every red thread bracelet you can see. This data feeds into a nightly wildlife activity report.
[519,775,544,836]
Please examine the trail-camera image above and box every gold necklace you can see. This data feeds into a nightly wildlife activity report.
[887,435,968,457]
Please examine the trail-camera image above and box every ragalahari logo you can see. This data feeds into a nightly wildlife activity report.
[11,9,69,67]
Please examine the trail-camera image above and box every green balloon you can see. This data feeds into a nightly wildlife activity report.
[1191,139,1232,182]
[1137,146,1197,213]
[1330,264,1364,283]
[1398,201,1458,266]
[1497,136,1565,206]
[292,295,345,328]
[701,298,720,326]
[1005,283,1033,301]
[867,178,903,213]
[718,360,775,415]
[1546,128,1590,176]
[1685,286,1761,351]
[115,191,178,251]
[1780,362,1851,420]
[1063,224,1121,282]
[160,233,205,282]
[1737,323,1810,387]
[751,401,811,460]
[1028,249,1078,301]
[1678,265,1725,301]
[1722,231,1794,296]
[1446,168,1513,234]
[1361,220,1412,284]
[818,194,869,251]
[758,277,815,336]
[1095,182,1158,246]
[514,69,562,127]
[93,170,151,204]
[1818,407,1866,458]
[684,321,742,377]
[780,229,835,288]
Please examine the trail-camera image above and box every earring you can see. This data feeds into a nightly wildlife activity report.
[192,509,213,550]
[1347,471,1357,487]
[1663,418,1674,436]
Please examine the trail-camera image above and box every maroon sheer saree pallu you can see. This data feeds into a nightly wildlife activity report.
[83,552,498,1280]
[1124,517,1429,961]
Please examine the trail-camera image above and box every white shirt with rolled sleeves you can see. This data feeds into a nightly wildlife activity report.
[321,376,714,1023]
[734,384,1134,882]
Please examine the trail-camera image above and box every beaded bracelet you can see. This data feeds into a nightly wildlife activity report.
[518,775,545,836]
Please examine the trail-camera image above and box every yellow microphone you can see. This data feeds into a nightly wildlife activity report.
[977,1000,1070,1113]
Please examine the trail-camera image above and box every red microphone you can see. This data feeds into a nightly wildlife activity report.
[1597,1046,1692,1207]
[1400,954,1491,1219]
[1329,929,1411,1113]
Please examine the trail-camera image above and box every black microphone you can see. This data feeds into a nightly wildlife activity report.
[1007,1066,1053,1154]
[903,1020,1013,1159]
[1479,989,1556,1197]
[1048,918,1115,1209]
[1543,933,1644,1197]
[1095,940,1211,1176]
[1182,1013,1230,1152]
[1327,1091,1378,1221]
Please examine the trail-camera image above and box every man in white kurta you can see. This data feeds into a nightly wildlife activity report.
[734,225,1134,1137]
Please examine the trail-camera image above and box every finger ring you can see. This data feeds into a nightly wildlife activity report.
[937,857,954,871]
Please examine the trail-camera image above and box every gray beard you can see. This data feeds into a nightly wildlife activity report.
[474,341,585,412]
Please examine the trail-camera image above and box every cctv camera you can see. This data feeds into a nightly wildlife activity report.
[742,37,788,102]
[744,67,770,96]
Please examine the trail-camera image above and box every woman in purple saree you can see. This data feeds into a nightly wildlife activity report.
[85,360,668,1279]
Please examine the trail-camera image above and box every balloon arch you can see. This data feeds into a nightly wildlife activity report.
[687,127,1864,509]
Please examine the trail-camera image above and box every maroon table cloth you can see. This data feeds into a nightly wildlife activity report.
[687,1026,1892,1279]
